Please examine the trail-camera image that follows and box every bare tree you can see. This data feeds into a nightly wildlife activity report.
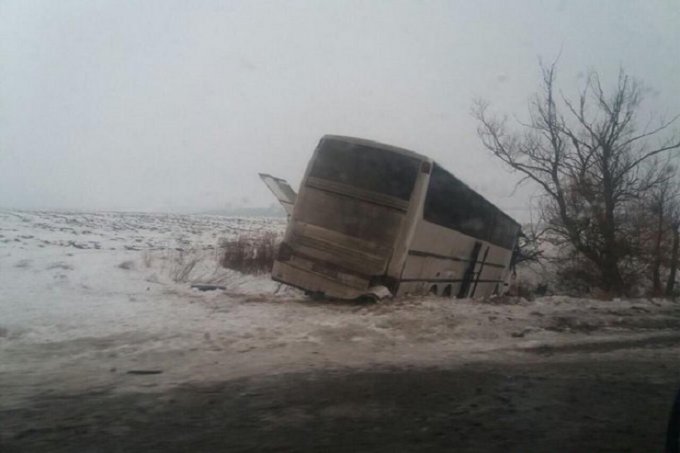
[512,220,545,266]
[473,61,680,295]
[666,218,680,297]
[662,181,680,297]
[624,159,680,296]
[643,162,679,294]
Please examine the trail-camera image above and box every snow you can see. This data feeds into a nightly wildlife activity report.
[1,209,679,408]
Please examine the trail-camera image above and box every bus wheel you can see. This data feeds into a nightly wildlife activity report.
[443,285,452,297]
[429,285,438,296]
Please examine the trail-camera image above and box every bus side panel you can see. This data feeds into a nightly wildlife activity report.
[385,161,432,285]
[397,219,513,298]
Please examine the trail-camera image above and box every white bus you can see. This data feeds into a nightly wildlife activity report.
[268,135,520,300]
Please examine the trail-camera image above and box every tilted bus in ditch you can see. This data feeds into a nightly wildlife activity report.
[260,135,520,300]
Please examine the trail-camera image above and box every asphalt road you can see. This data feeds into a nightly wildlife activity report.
[1,358,678,453]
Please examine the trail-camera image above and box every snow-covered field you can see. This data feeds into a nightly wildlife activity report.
[2,209,680,410]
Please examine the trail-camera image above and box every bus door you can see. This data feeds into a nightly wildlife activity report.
[469,245,491,298]
[457,241,482,298]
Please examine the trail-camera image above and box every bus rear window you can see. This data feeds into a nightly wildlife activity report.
[309,138,420,201]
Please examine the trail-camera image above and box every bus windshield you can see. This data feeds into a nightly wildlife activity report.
[309,138,421,201]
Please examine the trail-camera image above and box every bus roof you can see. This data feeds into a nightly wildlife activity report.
[320,135,521,229]
[322,135,431,162]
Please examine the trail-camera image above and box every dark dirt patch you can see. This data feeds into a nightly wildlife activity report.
[542,311,680,334]
[525,333,680,355]
[1,360,678,453]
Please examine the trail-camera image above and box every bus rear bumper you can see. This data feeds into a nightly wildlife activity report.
[272,260,389,300]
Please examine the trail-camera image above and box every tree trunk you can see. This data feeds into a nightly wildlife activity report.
[601,254,625,296]
[666,226,680,297]
[652,207,665,295]
[601,157,625,296]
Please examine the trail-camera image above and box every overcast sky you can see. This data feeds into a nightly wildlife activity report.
[1,0,678,218]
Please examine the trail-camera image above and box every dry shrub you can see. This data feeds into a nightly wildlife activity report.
[142,251,153,268]
[118,260,135,270]
[168,250,204,283]
[141,247,220,284]
[551,252,644,299]
[219,232,279,275]
[503,283,537,301]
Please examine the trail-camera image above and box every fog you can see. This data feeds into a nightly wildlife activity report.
[1,0,678,219]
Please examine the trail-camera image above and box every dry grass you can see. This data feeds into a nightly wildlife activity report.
[219,232,279,275]
[142,251,153,268]
[168,250,205,283]
[141,248,210,283]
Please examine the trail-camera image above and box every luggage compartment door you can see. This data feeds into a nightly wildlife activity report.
[259,173,297,216]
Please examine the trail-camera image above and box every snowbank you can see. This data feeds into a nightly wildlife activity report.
[1,210,679,407]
